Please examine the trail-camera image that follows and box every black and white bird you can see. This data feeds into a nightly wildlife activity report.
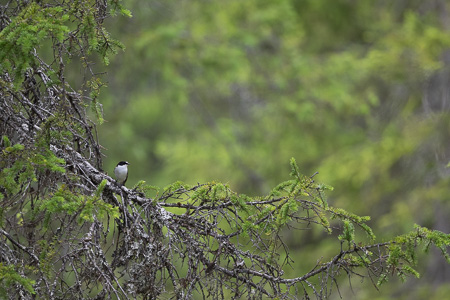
[114,161,129,186]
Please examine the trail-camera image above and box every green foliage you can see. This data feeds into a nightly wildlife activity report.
[40,184,119,225]
[37,239,58,278]
[409,225,450,263]
[269,179,297,197]
[0,2,69,86]
[230,193,251,212]
[339,220,355,247]
[42,185,85,214]
[1,136,11,147]
[109,0,133,18]
[378,224,450,286]
[328,207,375,240]
[95,179,108,198]
[143,160,449,297]
[36,115,76,150]
[133,180,159,198]
[0,0,129,127]
[289,157,302,181]
[0,136,65,197]
[163,181,191,194]
[0,263,35,297]
[275,200,289,227]
[210,182,229,202]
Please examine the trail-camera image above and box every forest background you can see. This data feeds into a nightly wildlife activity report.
[37,0,450,299]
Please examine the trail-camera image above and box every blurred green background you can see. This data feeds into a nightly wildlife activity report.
[95,0,449,298]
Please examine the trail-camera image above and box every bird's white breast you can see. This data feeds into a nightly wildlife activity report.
[114,165,128,181]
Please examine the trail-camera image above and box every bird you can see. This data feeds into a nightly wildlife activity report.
[114,161,129,186]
